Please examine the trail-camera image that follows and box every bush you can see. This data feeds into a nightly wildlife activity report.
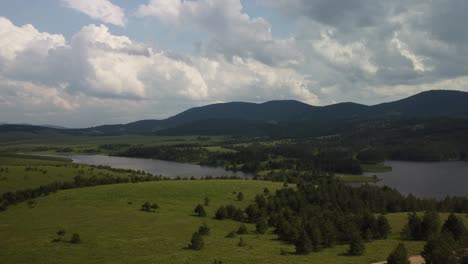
[194,204,207,217]
[295,231,312,255]
[237,237,247,247]
[70,233,81,244]
[387,243,409,264]
[198,223,210,236]
[189,232,204,250]
[237,192,244,201]
[255,218,268,234]
[348,234,365,256]
[215,206,227,220]
[237,224,248,234]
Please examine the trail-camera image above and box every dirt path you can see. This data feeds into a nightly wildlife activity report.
[372,255,425,264]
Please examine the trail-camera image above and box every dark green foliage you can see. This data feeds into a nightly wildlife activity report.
[215,206,227,220]
[237,192,244,201]
[141,202,159,212]
[237,237,247,247]
[237,224,248,234]
[198,223,210,236]
[194,204,207,217]
[357,148,385,164]
[212,260,223,264]
[402,213,423,240]
[422,231,462,264]
[421,211,440,240]
[295,230,313,255]
[263,187,270,195]
[204,197,210,206]
[348,233,365,256]
[308,225,322,252]
[188,232,204,250]
[321,221,337,247]
[70,233,81,244]
[442,213,466,241]
[386,243,409,264]
[225,231,236,238]
[376,214,391,239]
[255,217,268,234]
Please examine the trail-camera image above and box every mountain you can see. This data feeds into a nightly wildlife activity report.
[1,90,468,137]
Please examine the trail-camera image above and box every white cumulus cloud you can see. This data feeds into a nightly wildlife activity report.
[62,0,126,26]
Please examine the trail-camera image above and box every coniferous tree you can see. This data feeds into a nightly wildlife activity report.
[295,230,313,255]
[376,214,391,239]
[348,233,365,256]
[189,232,204,250]
[198,223,210,236]
[422,231,460,264]
[237,192,244,201]
[255,217,268,234]
[215,206,227,220]
[194,204,207,217]
[421,211,440,241]
[309,225,322,252]
[237,224,248,234]
[387,243,410,264]
[442,213,466,241]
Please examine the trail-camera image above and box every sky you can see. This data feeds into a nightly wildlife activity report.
[0,0,467,128]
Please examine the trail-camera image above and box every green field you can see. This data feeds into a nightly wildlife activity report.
[1,155,467,264]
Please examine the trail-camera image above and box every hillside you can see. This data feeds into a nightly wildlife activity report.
[1,90,468,137]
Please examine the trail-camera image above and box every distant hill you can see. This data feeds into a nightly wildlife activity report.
[1,90,468,137]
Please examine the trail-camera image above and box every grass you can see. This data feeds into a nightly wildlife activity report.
[335,173,381,183]
[2,176,467,264]
[362,164,392,173]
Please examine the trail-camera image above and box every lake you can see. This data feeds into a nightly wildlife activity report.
[368,161,468,198]
[58,155,468,198]
[59,154,254,179]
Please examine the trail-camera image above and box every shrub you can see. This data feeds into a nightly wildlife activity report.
[70,233,81,244]
[237,192,244,201]
[189,232,204,250]
[237,224,248,234]
[215,206,227,220]
[237,237,247,247]
[198,223,210,236]
[255,218,268,234]
[194,204,207,217]
[225,231,236,238]
[387,243,409,264]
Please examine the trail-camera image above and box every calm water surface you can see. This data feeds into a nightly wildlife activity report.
[57,155,467,198]
[60,155,254,179]
[368,161,468,198]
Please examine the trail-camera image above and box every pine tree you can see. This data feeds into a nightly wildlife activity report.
[198,223,210,236]
[376,214,391,239]
[194,204,207,217]
[237,192,244,201]
[237,224,248,234]
[309,225,322,252]
[215,206,227,220]
[421,211,440,240]
[422,231,460,264]
[295,231,313,255]
[255,217,268,234]
[348,233,365,256]
[386,243,409,264]
[442,213,466,241]
[189,232,204,250]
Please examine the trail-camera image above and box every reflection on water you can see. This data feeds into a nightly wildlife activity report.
[59,154,254,179]
[367,161,468,198]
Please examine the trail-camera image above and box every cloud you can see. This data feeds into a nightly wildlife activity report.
[62,0,126,26]
[0,16,319,126]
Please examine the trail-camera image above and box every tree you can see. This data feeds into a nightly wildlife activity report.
[237,192,244,201]
[422,231,460,264]
[376,214,391,239]
[442,213,466,241]
[189,232,204,250]
[295,231,313,255]
[387,243,409,264]
[309,225,322,252]
[402,213,423,240]
[198,223,210,236]
[237,237,247,247]
[348,234,365,256]
[421,211,440,241]
[70,233,81,244]
[237,224,248,234]
[141,201,151,212]
[194,204,207,217]
[204,197,210,206]
[255,217,268,234]
[215,206,227,220]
